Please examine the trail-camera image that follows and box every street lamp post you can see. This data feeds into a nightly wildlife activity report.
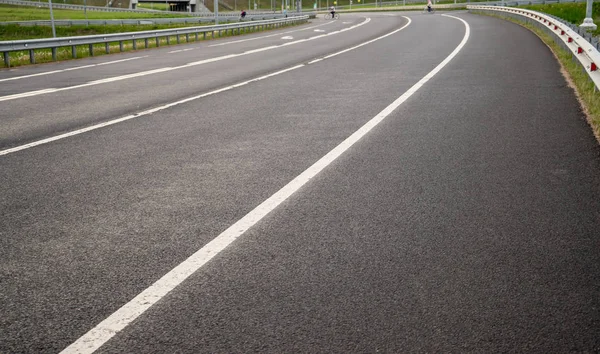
[580,0,597,31]
[48,0,57,37]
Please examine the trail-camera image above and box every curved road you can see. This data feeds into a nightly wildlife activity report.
[1,11,599,353]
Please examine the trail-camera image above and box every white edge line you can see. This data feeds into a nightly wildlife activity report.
[59,14,470,354]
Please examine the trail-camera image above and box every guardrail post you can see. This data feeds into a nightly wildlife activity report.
[155,37,159,47]
[105,42,110,54]
[89,44,94,56]
[29,50,35,64]
[186,33,189,43]
[3,52,10,68]
[204,32,207,40]
[72,46,77,59]
[119,41,124,52]
[52,48,57,61]
[145,38,149,48]
[166,35,170,45]
[133,39,137,50]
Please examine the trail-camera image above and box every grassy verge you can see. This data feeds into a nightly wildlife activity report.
[0,22,207,40]
[519,2,600,37]
[474,11,600,142]
[0,4,182,21]
[1,21,299,67]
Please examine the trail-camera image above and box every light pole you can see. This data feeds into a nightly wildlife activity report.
[214,0,218,24]
[48,0,57,37]
[580,0,597,31]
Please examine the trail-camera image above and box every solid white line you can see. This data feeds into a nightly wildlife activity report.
[59,15,470,354]
[0,18,370,103]
[0,57,147,83]
[208,21,335,47]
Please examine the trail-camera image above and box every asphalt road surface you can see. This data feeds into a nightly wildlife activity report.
[1,11,600,353]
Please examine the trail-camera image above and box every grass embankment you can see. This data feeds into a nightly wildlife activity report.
[475,11,600,141]
[520,2,600,37]
[0,4,182,22]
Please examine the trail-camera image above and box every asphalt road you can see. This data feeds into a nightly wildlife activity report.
[1,11,599,353]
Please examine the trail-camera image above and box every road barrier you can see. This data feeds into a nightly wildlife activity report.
[468,5,600,91]
[0,14,296,27]
[0,15,309,67]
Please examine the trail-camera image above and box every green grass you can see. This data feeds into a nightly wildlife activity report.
[136,3,171,11]
[519,2,600,36]
[0,4,184,22]
[0,22,202,40]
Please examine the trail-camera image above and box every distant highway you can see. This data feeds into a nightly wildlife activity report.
[1,11,599,353]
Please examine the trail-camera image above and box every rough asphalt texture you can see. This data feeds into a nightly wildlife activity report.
[1,12,599,353]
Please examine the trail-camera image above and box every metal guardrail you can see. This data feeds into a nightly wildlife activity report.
[468,5,600,91]
[0,13,295,26]
[0,15,309,67]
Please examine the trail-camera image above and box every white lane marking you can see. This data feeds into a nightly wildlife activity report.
[0,56,148,83]
[281,36,294,40]
[0,67,175,102]
[208,21,334,47]
[0,18,370,103]
[343,21,352,24]
[59,15,470,354]
[168,48,195,54]
[314,29,325,32]
[0,17,384,157]
[0,65,304,157]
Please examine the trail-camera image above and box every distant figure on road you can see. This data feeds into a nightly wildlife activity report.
[240,9,247,19]
[427,0,432,12]
[329,5,335,19]
[283,8,287,17]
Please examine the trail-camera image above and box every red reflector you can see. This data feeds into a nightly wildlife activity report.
[561,30,565,35]
[578,47,583,54]
[568,37,573,43]
[591,63,597,71]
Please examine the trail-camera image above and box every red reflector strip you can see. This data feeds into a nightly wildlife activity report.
[578,47,583,54]
[592,63,598,71]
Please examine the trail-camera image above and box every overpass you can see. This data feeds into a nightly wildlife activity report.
[132,0,211,12]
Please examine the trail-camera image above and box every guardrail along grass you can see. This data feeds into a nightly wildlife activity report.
[0,4,184,21]
[475,11,600,142]
[519,2,600,36]
[1,22,200,40]
[1,20,299,67]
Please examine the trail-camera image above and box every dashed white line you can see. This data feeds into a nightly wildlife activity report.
[208,20,335,47]
[58,15,471,354]
[0,18,370,103]
[0,56,148,83]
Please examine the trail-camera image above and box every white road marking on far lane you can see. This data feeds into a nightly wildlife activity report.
[0,18,370,103]
[208,21,334,47]
[281,36,294,40]
[58,15,471,354]
[0,56,148,83]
